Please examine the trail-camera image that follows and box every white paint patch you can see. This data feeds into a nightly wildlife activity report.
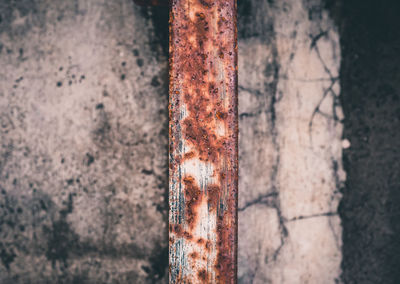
[181,159,215,189]
[342,139,351,149]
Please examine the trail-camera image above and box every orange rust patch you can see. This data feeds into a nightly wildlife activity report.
[216,110,227,120]
[184,151,195,160]
[171,2,231,165]
[183,118,225,163]
[207,185,220,210]
[196,12,206,20]
[183,176,195,184]
[169,224,193,240]
[215,214,236,282]
[183,176,202,229]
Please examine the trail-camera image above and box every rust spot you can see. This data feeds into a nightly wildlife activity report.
[183,118,225,163]
[183,231,193,240]
[189,252,198,259]
[183,176,195,184]
[170,224,183,236]
[198,269,208,281]
[169,224,194,240]
[216,110,226,120]
[184,151,195,160]
[207,185,220,210]
[183,176,202,229]
[196,12,206,20]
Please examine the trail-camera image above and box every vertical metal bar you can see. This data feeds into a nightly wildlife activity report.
[169,0,238,283]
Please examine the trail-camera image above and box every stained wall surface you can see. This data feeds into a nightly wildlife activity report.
[0,1,169,283]
[3,0,396,283]
[237,1,343,283]
[335,0,400,282]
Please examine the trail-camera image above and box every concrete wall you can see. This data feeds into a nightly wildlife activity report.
[1,0,399,283]
[237,1,343,283]
[0,1,169,283]
[336,0,400,282]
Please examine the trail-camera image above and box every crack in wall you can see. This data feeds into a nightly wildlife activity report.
[286,212,337,222]
[238,192,278,212]
[239,1,344,283]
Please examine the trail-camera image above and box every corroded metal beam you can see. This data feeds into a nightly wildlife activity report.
[169,0,238,283]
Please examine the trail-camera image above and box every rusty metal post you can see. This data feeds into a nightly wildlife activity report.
[169,0,238,283]
[133,0,238,282]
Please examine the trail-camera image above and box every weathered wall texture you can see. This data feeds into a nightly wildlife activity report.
[0,1,169,283]
[0,0,345,283]
[237,0,344,283]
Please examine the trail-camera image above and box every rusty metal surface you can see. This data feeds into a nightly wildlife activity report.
[169,0,238,283]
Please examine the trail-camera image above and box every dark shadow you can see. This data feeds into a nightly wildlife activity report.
[326,0,400,282]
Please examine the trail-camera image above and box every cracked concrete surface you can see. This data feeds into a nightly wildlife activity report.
[238,1,344,283]
[1,0,345,283]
